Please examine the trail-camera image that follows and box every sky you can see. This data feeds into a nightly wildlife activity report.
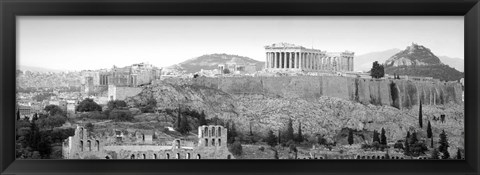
[17,16,464,71]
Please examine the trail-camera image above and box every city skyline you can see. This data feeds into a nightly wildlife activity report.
[18,16,463,71]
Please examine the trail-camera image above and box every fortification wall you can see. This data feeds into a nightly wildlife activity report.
[191,76,462,109]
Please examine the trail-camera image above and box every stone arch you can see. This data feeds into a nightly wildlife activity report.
[87,140,92,151]
[212,139,215,146]
[377,156,380,159]
[130,154,135,159]
[154,154,157,159]
[197,154,201,159]
[80,128,84,139]
[218,127,221,137]
[186,153,190,159]
[80,140,83,152]
[204,127,208,137]
[166,153,170,159]
[205,139,208,146]
[367,156,371,159]
[227,155,231,159]
[96,140,100,151]
[105,155,110,159]
[356,155,361,159]
[176,153,180,159]
[218,139,221,146]
[176,140,181,149]
[143,154,146,159]
[211,128,215,137]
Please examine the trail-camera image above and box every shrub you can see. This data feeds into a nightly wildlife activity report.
[230,141,243,156]
[76,98,101,112]
[108,110,133,122]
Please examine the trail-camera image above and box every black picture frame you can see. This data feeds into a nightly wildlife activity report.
[1,0,479,174]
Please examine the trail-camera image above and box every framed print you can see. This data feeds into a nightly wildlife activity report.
[1,0,479,175]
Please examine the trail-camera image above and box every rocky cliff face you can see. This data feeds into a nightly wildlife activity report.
[190,76,462,109]
[125,80,463,153]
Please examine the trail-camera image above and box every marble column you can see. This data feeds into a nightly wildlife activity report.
[282,52,286,69]
[296,52,300,69]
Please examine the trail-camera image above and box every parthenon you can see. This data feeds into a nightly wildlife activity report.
[264,43,354,72]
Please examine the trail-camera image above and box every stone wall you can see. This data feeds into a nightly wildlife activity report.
[62,125,234,159]
[190,76,462,109]
[108,85,143,101]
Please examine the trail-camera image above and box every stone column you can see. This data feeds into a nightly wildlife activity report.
[290,52,294,69]
[275,52,279,69]
[296,52,300,69]
[282,52,286,69]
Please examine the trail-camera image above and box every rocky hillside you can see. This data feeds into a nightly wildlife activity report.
[385,43,441,67]
[167,53,265,74]
[125,80,464,154]
[383,43,463,81]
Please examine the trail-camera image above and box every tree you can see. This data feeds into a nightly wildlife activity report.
[278,130,281,145]
[373,130,380,143]
[198,111,207,126]
[265,130,278,147]
[222,68,231,74]
[16,109,20,121]
[32,113,38,121]
[36,114,67,130]
[456,148,462,159]
[44,105,65,117]
[427,121,432,138]
[295,121,303,143]
[107,100,127,110]
[285,118,294,142]
[438,130,450,159]
[76,98,102,112]
[348,129,354,145]
[85,122,94,132]
[227,122,238,144]
[419,101,423,128]
[380,128,387,145]
[430,149,440,159]
[404,132,411,156]
[230,141,243,156]
[178,115,191,135]
[370,61,385,79]
[430,137,434,148]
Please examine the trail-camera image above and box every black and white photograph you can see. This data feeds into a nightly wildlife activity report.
[15,16,464,160]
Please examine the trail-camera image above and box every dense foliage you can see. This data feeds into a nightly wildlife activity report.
[76,98,102,112]
[370,61,385,79]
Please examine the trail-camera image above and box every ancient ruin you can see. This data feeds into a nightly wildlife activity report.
[62,125,234,159]
[264,43,354,72]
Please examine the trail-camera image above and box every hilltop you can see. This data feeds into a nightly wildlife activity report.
[166,53,264,74]
[383,43,463,81]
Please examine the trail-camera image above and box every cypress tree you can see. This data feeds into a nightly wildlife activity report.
[456,149,462,159]
[427,121,432,138]
[439,130,450,159]
[430,137,434,148]
[373,130,380,143]
[296,121,303,143]
[419,101,423,128]
[380,128,387,145]
[278,130,281,145]
[431,149,440,159]
[404,131,411,156]
[249,122,253,136]
[32,113,38,121]
[266,130,277,147]
[199,111,207,126]
[16,109,20,121]
[285,118,294,142]
[348,129,354,145]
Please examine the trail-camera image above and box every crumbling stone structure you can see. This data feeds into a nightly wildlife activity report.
[62,125,233,159]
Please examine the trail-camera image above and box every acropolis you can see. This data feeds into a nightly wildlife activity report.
[264,43,354,72]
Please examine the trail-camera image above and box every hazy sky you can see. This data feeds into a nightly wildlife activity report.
[17,16,464,71]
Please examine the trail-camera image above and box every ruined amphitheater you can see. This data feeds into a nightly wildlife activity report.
[62,125,234,159]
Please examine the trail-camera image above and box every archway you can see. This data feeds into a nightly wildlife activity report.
[130,154,135,159]
[197,154,201,159]
[227,155,231,159]
[166,153,170,159]
[143,154,146,159]
[176,153,180,159]
[154,154,157,159]
[186,153,190,159]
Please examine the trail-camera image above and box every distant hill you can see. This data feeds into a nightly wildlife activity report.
[438,56,464,72]
[354,48,401,72]
[19,65,69,73]
[383,43,463,81]
[167,53,264,74]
